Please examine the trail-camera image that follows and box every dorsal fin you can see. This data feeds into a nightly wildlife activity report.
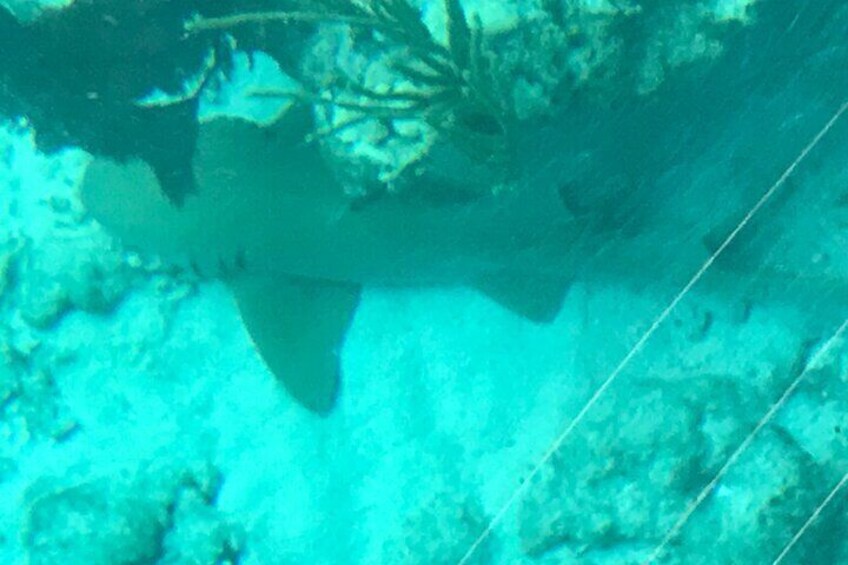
[475,273,570,323]
[229,276,361,414]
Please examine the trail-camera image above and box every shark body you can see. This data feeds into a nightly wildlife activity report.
[79,95,848,416]
[81,106,587,413]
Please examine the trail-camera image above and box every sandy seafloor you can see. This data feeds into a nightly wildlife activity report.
[2,3,848,565]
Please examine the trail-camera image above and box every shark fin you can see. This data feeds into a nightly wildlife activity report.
[79,156,187,255]
[229,276,361,415]
[475,274,570,323]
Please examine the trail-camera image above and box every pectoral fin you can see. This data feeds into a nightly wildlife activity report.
[475,273,570,323]
[229,276,361,415]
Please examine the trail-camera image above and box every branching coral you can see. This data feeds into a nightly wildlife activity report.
[185,0,515,192]
[184,0,759,202]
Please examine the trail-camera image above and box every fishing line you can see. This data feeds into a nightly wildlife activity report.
[457,100,848,565]
[644,317,848,564]
[773,470,848,564]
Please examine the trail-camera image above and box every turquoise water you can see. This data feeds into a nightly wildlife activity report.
[1,1,847,563]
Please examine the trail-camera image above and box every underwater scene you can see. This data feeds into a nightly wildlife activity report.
[0,0,847,563]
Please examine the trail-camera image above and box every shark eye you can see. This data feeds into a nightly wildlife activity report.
[234,248,248,273]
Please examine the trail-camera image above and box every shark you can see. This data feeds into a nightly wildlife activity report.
[70,0,848,416]
[79,30,848,420]
[78,83,848,417]
[80,104,597,414]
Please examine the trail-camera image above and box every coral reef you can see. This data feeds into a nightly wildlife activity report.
[184,0,761,201]
[384,480,491,564]
[23,460,239,565]
[2,1,848,563]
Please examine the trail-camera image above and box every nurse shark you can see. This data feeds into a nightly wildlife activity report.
[79,85,848,417]
[80,105,591,414]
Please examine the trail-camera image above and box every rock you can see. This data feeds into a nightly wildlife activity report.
[385,483,491,564]
[516,380,726,558]
[23,478,167,565]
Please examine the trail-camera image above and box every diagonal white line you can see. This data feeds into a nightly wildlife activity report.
[772,470,848,564]
[457,100,848,565]
[644,317,848,565]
